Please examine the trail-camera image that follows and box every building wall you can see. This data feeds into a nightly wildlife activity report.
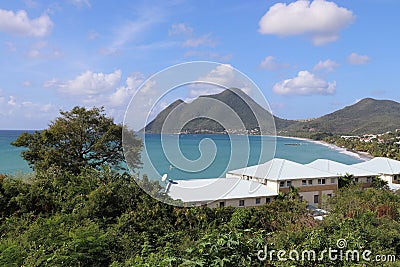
[197,196,275,208]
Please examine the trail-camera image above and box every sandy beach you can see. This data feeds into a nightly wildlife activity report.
[276,135,373,162]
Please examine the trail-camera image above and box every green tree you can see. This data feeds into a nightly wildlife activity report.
[338,173,354,188]
[12,106,142,174]
[371,176,389,190]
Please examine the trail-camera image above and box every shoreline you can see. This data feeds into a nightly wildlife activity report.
[276,135,373,162]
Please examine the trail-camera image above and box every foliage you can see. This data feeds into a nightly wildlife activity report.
[12,106,142,174]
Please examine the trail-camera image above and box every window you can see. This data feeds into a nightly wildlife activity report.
[367,176,372,182]
[331,178,336,184]
[308,180,313,185]
[355,177,359,183]
[302,180,307,186]
[287,181,292,187]
[255,198,261,204]
[314,195,319,204]
[318,179,326,185]
[239,200,245,206]
[327,194,332,198]
[266,198,271,203]
[279,181,285,187]
[219,201,225,208]
[299,196,303,201]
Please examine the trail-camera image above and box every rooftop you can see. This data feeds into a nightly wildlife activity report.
[307,159,378,177]
[167,177,277,203]
[227,158,339,180]
[352,157,400,175]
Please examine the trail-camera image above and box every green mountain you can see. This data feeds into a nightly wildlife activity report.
[284,98,400,135]
[145,91,400,136]
[144,88,294,134]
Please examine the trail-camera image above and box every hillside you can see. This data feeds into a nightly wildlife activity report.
[145,91,400,136]
[284,98,400,135]
[144,88,295,134]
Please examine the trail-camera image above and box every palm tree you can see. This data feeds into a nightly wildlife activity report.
[339,173,354,188]
[371,176,389,190]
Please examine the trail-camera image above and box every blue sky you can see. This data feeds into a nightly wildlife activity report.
[0,0,399,129]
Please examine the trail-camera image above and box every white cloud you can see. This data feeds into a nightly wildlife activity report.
[258,0,355,45]
[0,9,53,37]
[108,72,145,107]
[182,34,216,48]
[347,52,370,65]
[22,80,32,87]
[25,41,62,59]
[69,0,91,8]
[24,0,38,9]
[8,96,17,106]
[192,64,252,97]
[169,23,193,36]
[87,30,99,40]
[260,56,290,71]
[57,70,122,96]
[273,70,336,95]
[313,59,339,72]
[43,78,58,88]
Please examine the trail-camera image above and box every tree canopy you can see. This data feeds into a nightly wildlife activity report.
[12,106,142,174]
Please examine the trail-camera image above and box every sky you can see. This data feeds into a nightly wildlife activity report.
[0,0,399,130]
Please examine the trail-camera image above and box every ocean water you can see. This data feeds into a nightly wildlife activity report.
[0,131,364,178]
[140,134,364,180]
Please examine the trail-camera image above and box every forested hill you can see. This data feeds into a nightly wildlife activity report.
[145,90,400,135]
[144,88,295,134]
[284,98,400,135]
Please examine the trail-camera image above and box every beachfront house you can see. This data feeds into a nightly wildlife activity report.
[306,159,377,188]
[352,157,400,190]
[226,158,339,207]
[166,177,278,208]
[166,157,400,208]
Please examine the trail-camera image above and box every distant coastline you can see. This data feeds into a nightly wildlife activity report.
[277,135,373,162]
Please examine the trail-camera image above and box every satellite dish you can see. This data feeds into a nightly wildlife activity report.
[161,174,168,182]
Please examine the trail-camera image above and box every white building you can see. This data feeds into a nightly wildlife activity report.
[167,177,277,208]
[166,157,400,208]
[226,158,340,206]
[307,159,377,186]
[352,157,400,190]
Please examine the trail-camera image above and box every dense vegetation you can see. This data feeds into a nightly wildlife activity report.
[1,106,400,266]
[324,132,400,160]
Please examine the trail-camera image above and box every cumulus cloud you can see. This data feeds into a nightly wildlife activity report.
[258,0,355,45]
[260,56,290,71]
[57,70,122,96]
[182,34,216,48]
[0,9,53,37]
[273,70,336,95]
[347,52,370,65]
[190,64,252,97]
[169,23,193,36]
[313,59,339,72]
[108,72,145,107]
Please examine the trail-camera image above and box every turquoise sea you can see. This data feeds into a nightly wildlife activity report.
[0,131,364,178]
